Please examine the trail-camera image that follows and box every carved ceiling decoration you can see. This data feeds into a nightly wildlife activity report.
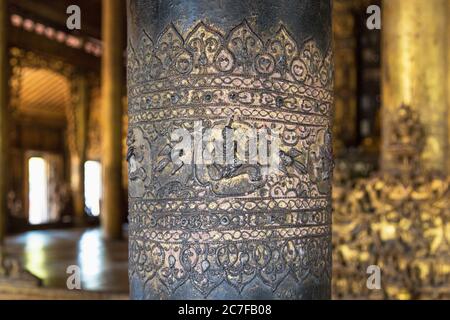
[14,67,70,120]
[9,48,74,117]
[10,48,78,156]
[9,48,98,160]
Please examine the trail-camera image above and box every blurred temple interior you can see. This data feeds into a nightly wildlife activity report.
[0,0,449,299]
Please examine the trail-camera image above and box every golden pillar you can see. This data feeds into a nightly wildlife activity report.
[101,0,124,240]
[69,75,89,225]
[0,0,9,247]
[382,0,449,174]
[448,1,450,174]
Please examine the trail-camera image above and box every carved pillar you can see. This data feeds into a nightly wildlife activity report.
[101,0,124,239]
[69,74,89,225]
[0,0,9,247]
[382,0,449,174]
[127,0,333,300]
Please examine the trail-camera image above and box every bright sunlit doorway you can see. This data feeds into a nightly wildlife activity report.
[28,157,49,225]
[84,160,102,217]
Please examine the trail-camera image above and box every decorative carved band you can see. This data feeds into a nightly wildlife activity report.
[127,20,333,299]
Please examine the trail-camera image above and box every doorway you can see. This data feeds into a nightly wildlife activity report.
[84,160,102,217]
[28,157,49,225]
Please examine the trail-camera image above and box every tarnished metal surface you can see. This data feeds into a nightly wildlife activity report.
[127,0,333,300]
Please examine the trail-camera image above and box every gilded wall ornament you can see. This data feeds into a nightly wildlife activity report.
[332,106,450,300]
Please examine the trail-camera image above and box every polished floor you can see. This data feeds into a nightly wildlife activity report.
[5,228,129,294]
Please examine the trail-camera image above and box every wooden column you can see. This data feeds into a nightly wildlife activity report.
[382,0,449,174]
[70,74,89,225]
[0,0,9,247]
[101,0,124,240]
[332,0,358,152]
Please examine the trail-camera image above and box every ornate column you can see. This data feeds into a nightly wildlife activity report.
[69,74,90,225]
[0,0,9,247]
[127,0,333,300]
[101,0,125,239]
[382,0,449,174]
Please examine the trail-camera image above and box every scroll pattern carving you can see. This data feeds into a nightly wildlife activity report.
[128,21,333,299]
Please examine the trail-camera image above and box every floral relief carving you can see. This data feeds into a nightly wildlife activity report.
[127,20,333,299]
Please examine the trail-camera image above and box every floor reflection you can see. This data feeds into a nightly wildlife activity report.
[23,232,49,281]
[5,228,128,294]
